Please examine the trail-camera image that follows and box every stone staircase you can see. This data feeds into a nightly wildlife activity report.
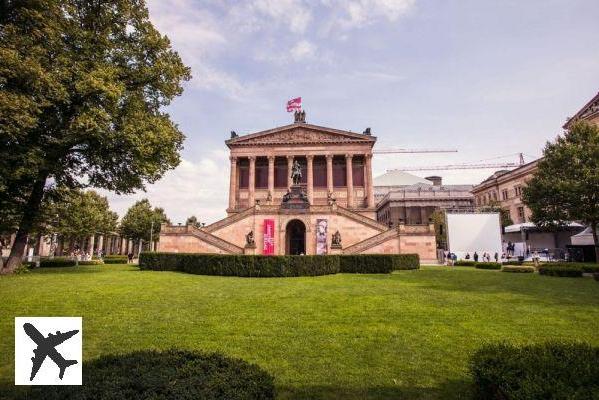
[343,228,398,254]
[335,206,388,232]
[204,207,256,233]
[188,225,244,254]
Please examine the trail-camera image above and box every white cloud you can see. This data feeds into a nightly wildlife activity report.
[290,40,317,60]
[104,151,230,225]
[251,0,312,33]
[324,0,416,31]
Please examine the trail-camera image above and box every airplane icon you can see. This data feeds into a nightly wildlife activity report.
[23,322,79,381]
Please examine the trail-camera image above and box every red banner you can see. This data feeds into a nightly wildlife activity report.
[263,219,275,255]
[286,97,302,112]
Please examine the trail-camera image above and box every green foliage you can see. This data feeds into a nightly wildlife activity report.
[39,258,77,268]
[523,121,599,261]
[538,265,583,277]
[139,253,419,277]
[49,189,117,243]
[470,341,599,399]
[103,256,128,264]
[454,260,476,267]
[13,264,31,274]
[339,254,420,273]
[479,200,514,227]
[185,215,204,228]
[502,265,535,273]
[0,0,190,272]
[430,209,447,247]
[475,262,502,270]
[120,199,168,242]
[16,350,275,400]
[502,260,524,266]
[78,260,103,266]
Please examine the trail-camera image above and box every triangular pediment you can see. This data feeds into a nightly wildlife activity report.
[226,123,376,147]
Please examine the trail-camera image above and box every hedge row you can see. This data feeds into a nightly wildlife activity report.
[545,262,599,274]
[454,260,476,266]
[9,350,275,400]
[139,252,420,277]
[539,265,583,278]
[339,254,419,273]
[475,262,502,270]
[39,258,77,268]
[470,342,599,399]
[78,260,103,265]
[103,256,128,264]
[502,265,536,273]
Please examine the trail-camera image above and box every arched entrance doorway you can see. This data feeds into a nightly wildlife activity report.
[285,219,306,255]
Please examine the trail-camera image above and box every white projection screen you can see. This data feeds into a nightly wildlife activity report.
[446,213,502,259]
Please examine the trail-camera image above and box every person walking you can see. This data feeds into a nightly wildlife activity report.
[473,252,479,262]
[494,252,499,262]
[127,252,134,264]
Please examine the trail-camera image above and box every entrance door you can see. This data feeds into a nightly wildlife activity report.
[286,219,306,255]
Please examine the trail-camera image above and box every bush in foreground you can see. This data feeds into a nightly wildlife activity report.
[39,258,77,268]
[139,253,419,277]
[538,265,583,278]
[470,341,599,400]
[475,262,501,270]
[103,256,128,264]
[502,265,535,273]
[78,260,104,265]
[15,349,275,400]
[454,260,476,267]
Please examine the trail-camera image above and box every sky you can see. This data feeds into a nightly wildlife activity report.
[104,0,599,225]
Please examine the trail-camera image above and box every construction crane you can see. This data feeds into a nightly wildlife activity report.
[373,148,458,154]
[387,153,529,172]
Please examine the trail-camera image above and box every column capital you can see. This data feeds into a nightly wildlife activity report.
[306,154,314,161]
[267,155,275,161]
[229,155,237,162]
[248,156,256,161]
[365,153,373,160]
[286,155,294,161]
[345,153,353,160]
[325,154,334,160]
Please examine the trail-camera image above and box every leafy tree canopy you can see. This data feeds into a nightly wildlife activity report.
[120,199,169,242]
[186,215,204,228]
[480,200,514,228]
[49,189,118,242]
[523,121,599,261]
[0,0,190,272]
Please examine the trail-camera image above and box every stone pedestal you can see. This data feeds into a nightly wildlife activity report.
[281,184,310,210]
[329,244,343,255]
[244,243,257,255]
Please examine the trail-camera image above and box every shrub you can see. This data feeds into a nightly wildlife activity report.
[139,252,341,277]
[15,349,275,400]
[470,341,599,400]
[78,259,104,265]
[475,262,502,270]
[594,273,599,282]
[502,265,535,273]
[391,254,420,270]
[103,256,128,264]
[454,260,476,266]
[538,265,583,277]
[39,258,77,268]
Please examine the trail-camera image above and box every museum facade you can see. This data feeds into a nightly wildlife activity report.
[158,112,437,262]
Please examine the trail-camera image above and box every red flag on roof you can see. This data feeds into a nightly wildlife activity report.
[286,97,302,112]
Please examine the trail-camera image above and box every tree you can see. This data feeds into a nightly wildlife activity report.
[49,189,118,252]
[523,121,599,263]
[120,199,169,245]
[186,215,204,228]
[430,210,447,249]
[0,0,190,273]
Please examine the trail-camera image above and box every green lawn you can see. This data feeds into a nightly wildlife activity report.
[1,265,598,399]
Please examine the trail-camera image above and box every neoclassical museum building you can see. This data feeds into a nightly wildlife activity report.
[158,112,437,262]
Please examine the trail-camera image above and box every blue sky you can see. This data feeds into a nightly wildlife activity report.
[106,0,599,224]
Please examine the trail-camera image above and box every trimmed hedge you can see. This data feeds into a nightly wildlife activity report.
[14,349,275,400]
[139,252,420,277]
[103,256,128,264]
[470,342,599,400]
[454,260,476,266]
[539,265,583,278]
[502,265,536,273]
[339,254,419,273]
[39,258,77,268]
[502,260,523,266]
[78,259,103,265]
[475,262,502,270]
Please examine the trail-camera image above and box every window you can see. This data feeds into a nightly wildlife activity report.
[255,158,268,189]
[274,158,287,188]
[492,191,497,201]
[313,157,327,187]
[515,186,522,197]
[502,189,508,200]
[238,159,249,189]
[517,206,525,222]
[352,157,365,187]
[332,157,346,187]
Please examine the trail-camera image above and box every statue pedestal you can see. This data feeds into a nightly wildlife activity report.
[281,184,310,210]
[244,243,256,255]
[329,244,342,255]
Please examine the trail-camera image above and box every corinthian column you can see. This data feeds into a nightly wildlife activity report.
[326,155,334,195]
[267,155,275,197]
[345,154,354,208]
[228,156,237,210]
[365,153,375,208]
[287,156,294,188]
[307,155,314,204]
[248,156,256,207]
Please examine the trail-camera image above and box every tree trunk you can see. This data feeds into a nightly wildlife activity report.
[1,174,47,274]
[591,223,599,264]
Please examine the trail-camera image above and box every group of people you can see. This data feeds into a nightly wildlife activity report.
[464,251,499,263]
